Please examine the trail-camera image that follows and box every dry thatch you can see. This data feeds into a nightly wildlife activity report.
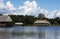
[15,22,23,25]
[34,20,50,25]
[0,16,12,22]
[15,22,23,26]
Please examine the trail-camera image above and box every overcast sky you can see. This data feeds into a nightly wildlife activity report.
[0,0,60,18]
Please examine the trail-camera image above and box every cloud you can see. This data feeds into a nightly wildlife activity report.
[0,0,5,8]
[0,0,16,15]
[3,13,9,16]
[18,1,60,19]
[6,1,16,10]
[39,8,49,18]
[18,1,39,15]
[0,0,60,19]
[56,10,60,17]
[47,10,60,18]
[0,0,8,14]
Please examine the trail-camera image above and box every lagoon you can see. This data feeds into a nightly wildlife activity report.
[0,26,60,39]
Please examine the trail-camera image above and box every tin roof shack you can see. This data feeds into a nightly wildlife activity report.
[0,16,12,27]
[34,20,50,26]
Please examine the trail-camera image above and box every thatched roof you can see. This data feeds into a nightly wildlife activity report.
[0,16,12,22]
[34,20,50,24]
[15,22,23,25]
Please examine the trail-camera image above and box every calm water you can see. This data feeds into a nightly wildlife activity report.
[0,26,60,39]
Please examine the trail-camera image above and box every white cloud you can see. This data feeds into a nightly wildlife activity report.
[0,0,16,14]
[0,0,5,8]
[0,0,60,18]
[18,1,60,19]
[0,0,8,14]
[47,10,60,18]
[18,1,40,15]
[56,10,60,17]
[6,1,16,10]
[3,13,9,16]
[6,1,60,18]
[39,8,49,17]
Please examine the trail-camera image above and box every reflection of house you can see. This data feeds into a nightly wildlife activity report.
[39,32,45,38]
[0,16,12,27]
[15,22,23,26]
[34,20,50,26]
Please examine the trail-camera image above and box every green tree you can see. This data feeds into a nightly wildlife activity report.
[18,15,24,22]
[54,17,60,24]
[9,15,36,25]
[0,14,2,16]
[22,15,35,25]
[38,13,45,19]
[9,15,18,23]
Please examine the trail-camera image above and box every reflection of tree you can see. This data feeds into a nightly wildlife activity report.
[12,32,24,36]
[24,32,35,37]
[38,32,45,38]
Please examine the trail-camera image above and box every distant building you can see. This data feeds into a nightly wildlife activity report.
[15,22,23,26]
[0,16,12,27]
[34,20,50,26]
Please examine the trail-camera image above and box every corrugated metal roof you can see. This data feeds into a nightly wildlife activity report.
[0,16,12,22]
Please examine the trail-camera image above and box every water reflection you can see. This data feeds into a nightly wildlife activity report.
[0,26,60,39]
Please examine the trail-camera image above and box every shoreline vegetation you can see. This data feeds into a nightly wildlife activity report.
[0,14,60,26]
[9,13,60,26]
[14,24,60,26]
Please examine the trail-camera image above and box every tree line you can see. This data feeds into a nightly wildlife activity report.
[9,14,60,25]
[9,15,36,25]
[0,14,60,25]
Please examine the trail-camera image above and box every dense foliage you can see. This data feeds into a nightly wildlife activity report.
[9,13,60,25]
[47,17,60,25]
[38,13,45,20]
[9,15,36,25]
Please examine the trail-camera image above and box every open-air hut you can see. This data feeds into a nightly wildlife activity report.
[34,20,50,26]
[15,22,23,26]
[0,16,12,27]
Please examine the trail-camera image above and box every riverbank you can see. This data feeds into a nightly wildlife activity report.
[13,24,60,26]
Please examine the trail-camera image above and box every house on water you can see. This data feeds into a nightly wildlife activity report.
[15,22,23,26]
[34,20,50,26]
[0,16,12,27]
